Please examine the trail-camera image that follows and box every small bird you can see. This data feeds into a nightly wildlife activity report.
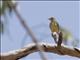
[49,17,79,47]
[49,17,60,45]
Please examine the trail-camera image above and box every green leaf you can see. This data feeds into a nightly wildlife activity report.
[0,0,17,16]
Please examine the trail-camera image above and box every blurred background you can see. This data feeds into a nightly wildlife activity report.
[0,1,80,60]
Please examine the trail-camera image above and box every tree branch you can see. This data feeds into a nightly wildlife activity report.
[1,42,80,60]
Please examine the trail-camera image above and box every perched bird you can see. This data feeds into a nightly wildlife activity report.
[49,16,61,45]
[49,17,79,47]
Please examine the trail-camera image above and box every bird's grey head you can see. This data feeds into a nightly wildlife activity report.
[48,17,56,21]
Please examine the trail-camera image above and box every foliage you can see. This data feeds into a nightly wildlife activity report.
[0,0,17,34]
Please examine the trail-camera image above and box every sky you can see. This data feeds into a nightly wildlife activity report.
[1,1,80,60]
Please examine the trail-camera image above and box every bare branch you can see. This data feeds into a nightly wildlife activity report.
[1,42,80,60]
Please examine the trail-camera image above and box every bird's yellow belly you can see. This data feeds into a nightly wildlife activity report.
[51,26,59,32]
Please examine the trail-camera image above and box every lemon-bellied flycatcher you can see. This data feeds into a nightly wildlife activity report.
[49,17,62,46]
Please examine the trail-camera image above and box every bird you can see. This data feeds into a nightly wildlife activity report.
[49,17,79,47]
[49,16,61,45]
